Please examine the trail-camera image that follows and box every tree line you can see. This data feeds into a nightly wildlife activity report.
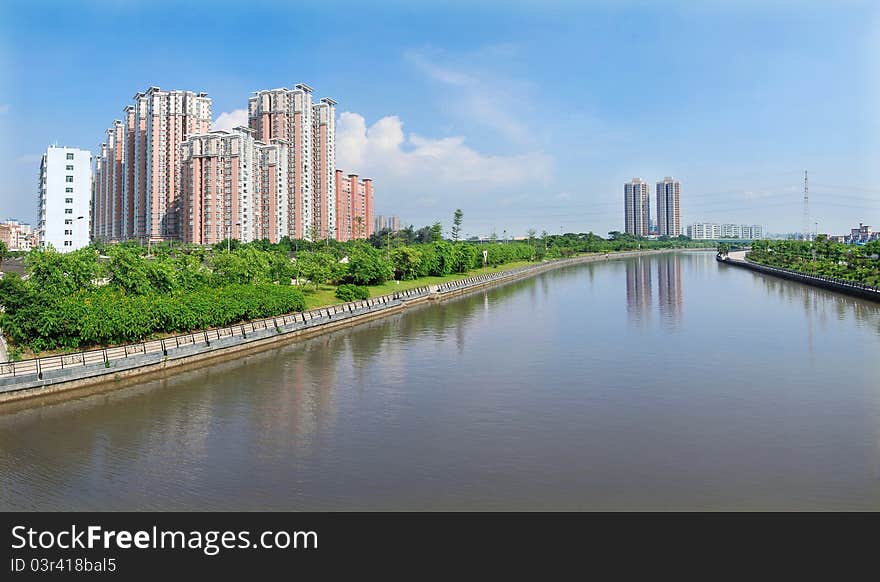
[747,237,880,287]
[0,212,711,357]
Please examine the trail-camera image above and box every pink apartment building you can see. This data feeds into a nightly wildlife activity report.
[249,84,337,241]
[334,170,374,241]
[180,127,290,245]
[93,87,211,243]
[93,83,365,245]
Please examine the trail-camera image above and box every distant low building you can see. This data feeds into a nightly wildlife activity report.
[687,222,762,240]
[0,219,36,251]
[845,223,876,244]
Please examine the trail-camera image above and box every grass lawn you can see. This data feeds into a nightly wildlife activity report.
[302,260,537,310]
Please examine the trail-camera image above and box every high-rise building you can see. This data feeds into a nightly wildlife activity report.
[374,215,387,232]
[248,84,338,241]
[334,170,374,241]
[624,178,650,237]
[180,126,290,245]
[92,87,212,243]
[389,216,400,232]
[38,146,91,251]
[92,83,368,245]
[656,177,681,237]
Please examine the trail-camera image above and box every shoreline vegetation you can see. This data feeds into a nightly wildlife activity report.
[0,227,713,361]
[728,238,880,288]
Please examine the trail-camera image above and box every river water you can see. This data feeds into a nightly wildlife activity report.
[2,250,879,510]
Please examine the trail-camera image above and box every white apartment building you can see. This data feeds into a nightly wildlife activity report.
[38,146,91,251]
[687,222,763,240]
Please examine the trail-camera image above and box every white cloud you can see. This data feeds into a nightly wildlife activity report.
[212,109,248,132]
[336,111,552,222]
[337,111,551,187]
[405,48,536,144]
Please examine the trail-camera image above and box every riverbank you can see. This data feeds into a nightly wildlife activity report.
[718,253,880,302]
[0,249,681,404]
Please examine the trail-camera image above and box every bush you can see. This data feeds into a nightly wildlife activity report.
[335,284,370,302]
[2,284,306,352]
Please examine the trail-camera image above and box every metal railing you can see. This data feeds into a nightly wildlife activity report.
[0,252,626,381]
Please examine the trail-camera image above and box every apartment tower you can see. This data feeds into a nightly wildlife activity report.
[334,170,374,241]
[624,178,651,237]
[656,176,681,237]
[249,84,337,241]
[93,87,212,243]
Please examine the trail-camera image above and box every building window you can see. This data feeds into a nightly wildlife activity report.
[65,219,72,225]
[66,153,74,160]
[65,209,73,214]
[65,197,73,204]
[66,176,73,183]
[66,165,74,171]
[64,241,72,246]
[65,230,72,235]
[66,187,73,193]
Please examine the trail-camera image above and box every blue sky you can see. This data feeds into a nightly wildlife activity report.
[1,0,879,237]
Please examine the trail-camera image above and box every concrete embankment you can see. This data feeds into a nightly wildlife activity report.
[0,249,677,404]
[718,255,880,302]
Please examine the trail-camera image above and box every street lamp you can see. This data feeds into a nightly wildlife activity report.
[226,221,241,253]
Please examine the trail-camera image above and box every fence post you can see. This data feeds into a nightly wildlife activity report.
[36,358,42,380]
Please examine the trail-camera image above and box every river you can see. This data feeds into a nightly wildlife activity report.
[2,250,879,510]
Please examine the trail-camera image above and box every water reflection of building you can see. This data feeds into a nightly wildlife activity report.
[656,254,683,327]
[626,254,684,327]
[626,257,652,324]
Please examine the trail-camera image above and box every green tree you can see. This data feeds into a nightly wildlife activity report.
[390,246,422,280]
[451,209,463,242]
[346,244,393,285]
[0,240,8,269]
[430,221,443,242]
[296,251,338,289]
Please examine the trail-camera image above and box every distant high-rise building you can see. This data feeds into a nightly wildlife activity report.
[39,146,91,251]
[624,178,650,237]
[656,177,681,237]
[389,216,400,232]
[374,215,387,232]
[335,170,374,241]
